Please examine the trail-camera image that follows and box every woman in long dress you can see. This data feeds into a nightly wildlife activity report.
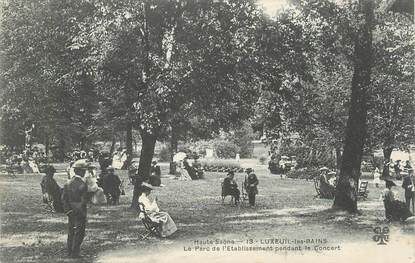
[138,183,177,237]
[373,167,381,188]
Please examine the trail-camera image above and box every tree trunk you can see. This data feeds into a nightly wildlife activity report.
[58,137,66,162]
[382,147,393,178]
[45,132,50,157]
[335,147,342,170]
[110,128,116,155]
[131,128,157,208]
[169,124,178,174]
[333,0,373,213]
[126,122,133,168]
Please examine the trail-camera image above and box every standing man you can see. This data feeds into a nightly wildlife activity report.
[402,168,414,212]
[103,166,121,205]
[244,168,259,207]
[61,160,89,258]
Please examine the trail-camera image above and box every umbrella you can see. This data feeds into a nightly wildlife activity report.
[173,152,187,162]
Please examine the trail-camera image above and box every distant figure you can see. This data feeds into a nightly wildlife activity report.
[394,160,402,180]
[222,171,240,205]
[318,167,335,199]
[402,170,414,211]
[61,160,89,258]
[149,161,161,186]
[102,166,121,205]
[382,179,413,222]
[373,167,381,188]
[138,183,177,237]
[244,168,259,207]
[40,165,64,213]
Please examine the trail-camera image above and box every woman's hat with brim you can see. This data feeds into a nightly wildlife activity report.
[327,171,336,175]
[142,182,154,190]
[319,167,329,171]
[227,170,235,175]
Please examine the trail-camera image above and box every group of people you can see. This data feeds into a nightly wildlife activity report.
[41,158,176,258]
[221,168,259,207]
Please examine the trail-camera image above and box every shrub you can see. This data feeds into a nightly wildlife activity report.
[286,167,320,180]
[157,146,170,162]
[213,140,240,159]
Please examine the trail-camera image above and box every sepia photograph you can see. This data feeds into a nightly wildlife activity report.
[0,0,414,262]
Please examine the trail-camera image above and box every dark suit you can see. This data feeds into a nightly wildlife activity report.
[40,175,64,213]
[103,173,121,205]
[244,173,259,206]
[61,176,88,257]
[402,175,414,210]
[223,177,240,203]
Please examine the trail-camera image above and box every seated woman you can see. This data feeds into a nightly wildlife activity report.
[138,183,177,237]
[183,157,197,180]
[319,168,335,199]
[40,165,64,212]
[382,179,413,222]
[222,171,240,204]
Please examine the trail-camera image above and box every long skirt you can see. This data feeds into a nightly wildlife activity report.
[148,211,177,237]
[177,168,191,181]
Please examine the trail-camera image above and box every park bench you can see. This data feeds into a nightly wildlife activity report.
[137,202,162,239]
[357,181,369,200]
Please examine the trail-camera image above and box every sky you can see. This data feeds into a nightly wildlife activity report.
[258,0,290,17]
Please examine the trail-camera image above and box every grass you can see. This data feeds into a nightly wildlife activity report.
[0,164,413,263]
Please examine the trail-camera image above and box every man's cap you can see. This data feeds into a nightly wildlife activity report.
[245,168,253,173]
[106,165,114,171]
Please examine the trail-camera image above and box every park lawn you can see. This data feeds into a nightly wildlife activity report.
[0,166,412,263]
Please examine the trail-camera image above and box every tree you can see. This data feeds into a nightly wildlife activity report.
[74,0,263,207]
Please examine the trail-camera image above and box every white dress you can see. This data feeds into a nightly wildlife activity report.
[373,170,381,185]
[138,193,177,237]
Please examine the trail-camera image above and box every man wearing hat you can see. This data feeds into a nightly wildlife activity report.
[402,168,414,211]
[244,168,259,207]
[40,165,64,213]
[61,160,89,258]
[149,160,161,186]
[222,170,240,205]
[102,166,121,205]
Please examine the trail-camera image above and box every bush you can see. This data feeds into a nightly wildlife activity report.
[157,146,170,162]
[213,140,240,159]
[199,158,243,172]
[286,167,320,180]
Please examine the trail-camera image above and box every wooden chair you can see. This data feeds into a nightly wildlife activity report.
[357,181,369,200]
[137,202,162,239]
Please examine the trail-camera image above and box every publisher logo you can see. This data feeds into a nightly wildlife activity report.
[373,226,389,245]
